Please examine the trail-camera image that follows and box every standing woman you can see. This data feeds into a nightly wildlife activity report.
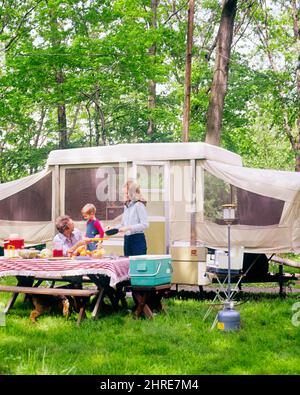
[116,181,148,256]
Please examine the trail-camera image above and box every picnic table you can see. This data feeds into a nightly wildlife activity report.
[0,256,130,324]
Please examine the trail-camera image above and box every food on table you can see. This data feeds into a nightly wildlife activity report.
[39,248,52,258]
[73,245,90,257]
[92,245,105,259]
[18,249,40,259]
[72,242,105,259]
[75,245,85,255]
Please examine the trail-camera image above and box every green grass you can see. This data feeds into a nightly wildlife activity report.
[0,280,300,375]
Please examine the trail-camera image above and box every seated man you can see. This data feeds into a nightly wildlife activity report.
[53,215,86,257]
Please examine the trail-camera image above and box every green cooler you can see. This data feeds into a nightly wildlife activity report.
[129,255,172,286]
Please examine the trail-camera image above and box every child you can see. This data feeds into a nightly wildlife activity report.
[81,203,105,251]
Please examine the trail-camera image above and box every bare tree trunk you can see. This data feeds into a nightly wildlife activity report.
[99,107,106,146]
[93,85,100,146]
[296,147,300,172]
[257,1,300,170]
[86,104,93,147]
[182,0,195,142]
[49,9,68,150]
[69,104,81,138]
[147,0,160,136]
[56,70,68,149]
[34,107,46,148]
[94,86,106,146]
[292,0,299,40]
[94,105,100,146]
[205,0,237,146]
[147,79,156,136]
[288,0,300,171]
[295,60,300,171]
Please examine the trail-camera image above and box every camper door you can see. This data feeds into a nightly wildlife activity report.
[131,161,170,255]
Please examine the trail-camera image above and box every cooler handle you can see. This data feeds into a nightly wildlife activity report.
[130,262,162,277]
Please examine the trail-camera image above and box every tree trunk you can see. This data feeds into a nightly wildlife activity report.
[56,70,68,149]
[292,0,299,40]
[147,79,156,136]
[94,104,100,146]
[205,0,237,146]
[296,149,300,172]
[293,0,300,171]
[49,9,68,150]
[93,85,106,146]
[259,1,300,171]
[86,104,93,147]
[34,107,46,148]
[182,0,195,142]
[69,104,81,138]
[147,0,159,136]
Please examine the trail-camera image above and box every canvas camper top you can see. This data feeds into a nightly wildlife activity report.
[46,142,243,167]
[2,142,300,253]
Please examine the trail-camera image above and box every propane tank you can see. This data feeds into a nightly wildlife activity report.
[217,301,240,331]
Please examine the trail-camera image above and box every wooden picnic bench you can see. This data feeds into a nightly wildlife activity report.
[0,284,101,326]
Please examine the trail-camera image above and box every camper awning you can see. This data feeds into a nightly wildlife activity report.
[203,160,300,203]
[0,170,51,202]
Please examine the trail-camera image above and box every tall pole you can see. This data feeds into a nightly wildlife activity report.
[218,203,240,331]
[182,0,195,142]
[227,223,231,301]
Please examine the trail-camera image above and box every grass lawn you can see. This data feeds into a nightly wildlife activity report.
[0,278,300,375]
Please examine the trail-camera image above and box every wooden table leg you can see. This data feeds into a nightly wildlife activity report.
[151,291,168,313]
[133,292,154,319]
[133,292,144,318]
[91,288,104,320]
[88,274,119,312]
[116,281,129,309]
[33,280,43,288]
[105,287,119,311]
[77,298,88,326]
[4,292,19,314]
[143,303,154,319]
[131,286,170,319]
[77,307,85,326]
[5,276,35,313]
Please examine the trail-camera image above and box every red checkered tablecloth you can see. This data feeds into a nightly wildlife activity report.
[0,256,130,287]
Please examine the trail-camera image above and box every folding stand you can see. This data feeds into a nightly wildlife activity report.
[203,255,260,329]
[203,272,245,329]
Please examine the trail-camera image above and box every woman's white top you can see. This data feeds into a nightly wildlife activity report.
[117,201,149,236]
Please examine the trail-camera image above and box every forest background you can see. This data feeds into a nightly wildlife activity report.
[0,0,299,182]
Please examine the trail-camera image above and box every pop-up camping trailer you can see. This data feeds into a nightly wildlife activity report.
[1,142,300,286]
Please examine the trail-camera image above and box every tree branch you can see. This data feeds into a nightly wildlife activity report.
[5,0,44,51]
[283,112,296,149]
[163,0,189,25]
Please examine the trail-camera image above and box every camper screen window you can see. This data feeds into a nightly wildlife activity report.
[0,173,52,221]
[236,188,284,226]
[203,171,284,226]
[204,171,235,223]
[64,167,124,221]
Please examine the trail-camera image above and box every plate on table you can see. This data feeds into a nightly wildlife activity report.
[75,256,92,261]
[47,257,69,260]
